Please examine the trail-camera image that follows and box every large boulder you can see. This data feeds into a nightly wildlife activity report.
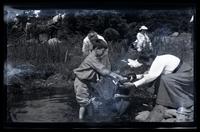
[135,107,194,122]
[135,111,150,122]
[163,109,177,118]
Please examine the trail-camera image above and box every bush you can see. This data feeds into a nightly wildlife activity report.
[103,28,120,42]
[6,9,194,77]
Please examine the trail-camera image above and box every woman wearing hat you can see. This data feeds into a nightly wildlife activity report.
[123,53,194,122]
[133,25,153,53]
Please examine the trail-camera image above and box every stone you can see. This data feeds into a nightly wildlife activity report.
[145,105,167,122]
[161,118,176,122]
[164,109,177,118]
[135,111,150,122]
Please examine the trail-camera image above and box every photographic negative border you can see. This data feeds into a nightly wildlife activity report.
[1,0,198,129]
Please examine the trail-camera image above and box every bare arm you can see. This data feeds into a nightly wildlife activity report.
[134,57,165,87]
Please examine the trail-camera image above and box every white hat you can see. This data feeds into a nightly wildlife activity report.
[139,25,148,30]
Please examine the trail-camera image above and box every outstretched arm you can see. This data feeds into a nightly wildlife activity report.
[124,57,165,88]
[89,56,126,81]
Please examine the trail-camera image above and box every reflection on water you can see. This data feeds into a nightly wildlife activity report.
[10,93,79,122]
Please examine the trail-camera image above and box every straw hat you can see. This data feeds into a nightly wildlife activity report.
[139,25,148,30]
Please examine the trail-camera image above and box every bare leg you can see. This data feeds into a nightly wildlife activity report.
[79,106,86,120]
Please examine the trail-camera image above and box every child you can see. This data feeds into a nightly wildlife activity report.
[73,39,126,120]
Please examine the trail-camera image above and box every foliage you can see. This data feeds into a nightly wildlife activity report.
[6,9,194,79]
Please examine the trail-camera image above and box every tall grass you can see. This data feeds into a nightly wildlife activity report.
[7,31,193,79]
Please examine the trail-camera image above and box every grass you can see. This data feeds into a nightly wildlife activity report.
[7,31,193,79]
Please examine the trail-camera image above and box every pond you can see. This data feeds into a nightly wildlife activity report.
[8,84,154,123]
[6,63,154,123]
[9,93,79,122]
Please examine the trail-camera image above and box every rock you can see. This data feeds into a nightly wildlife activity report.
[176,114,191,122]
[144,105,167,122]
[161,118,176,122]
[164,109,177,118]
[135,111,150,122]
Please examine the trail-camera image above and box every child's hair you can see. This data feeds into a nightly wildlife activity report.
[88,31,98,40]
[92,39,108,49]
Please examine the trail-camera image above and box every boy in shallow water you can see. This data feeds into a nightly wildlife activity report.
[73,39,126,120]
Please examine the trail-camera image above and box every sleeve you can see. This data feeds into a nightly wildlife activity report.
[82,38,90,55]
[145,34,151,43]
[97,35,108,45]
[137,33,145,43]
[88,56,111,76]
[134,57,165,87]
